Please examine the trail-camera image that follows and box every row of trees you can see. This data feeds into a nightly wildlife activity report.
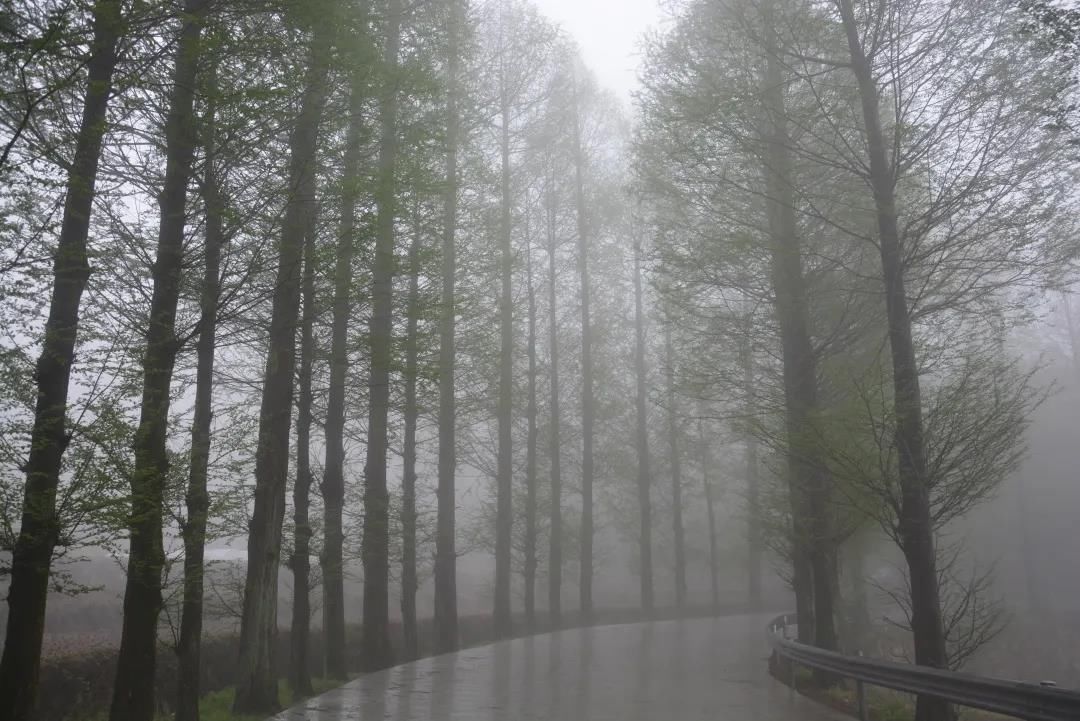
[637,0,1076,719]
[6,0,1075,719]
[1,1,728,720]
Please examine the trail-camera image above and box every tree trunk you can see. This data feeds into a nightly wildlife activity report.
[546,173,563,628]
[846,534,872,649]
[571,72,594,621]
[524,201,539,632]
[434,0,463,655]
[361,0,402,671]
[289,216,318,698]
[234,11,333,713]
[494,57,514,641]
[836,3,949,718]
[1013,471,1039,613]
[759,7,836,655]
[321,17,368,682]
[175,59,223,721]
[741,337,763,608]
[401,204,422,662]
[699,419,720,612]
[0,3,122,717]
[1063,294,1080,385]
[632,235,654,614]
[664,319,686,610]
[111,5,206,719]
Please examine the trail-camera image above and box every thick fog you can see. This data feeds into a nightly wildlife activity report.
[2,0,1080,720]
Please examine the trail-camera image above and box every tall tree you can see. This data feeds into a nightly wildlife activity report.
[434,0,463,654]
[545,168,564,627]
[835,0,947,714]
[523,201,540,630]
[664,316,686,609]
[289,219,318,698]
[361,0,403,671]
[699,417,720,612]
[759,5,836,653]
[742,338,762,607]
[570,67,595,620]
[175,56,224,721]
[111,4,208,718]
[234,4,334,711]
[0,2,123,717]
[321,7,369,680]
[632,231,654,614]
[493,3,515,638]
[401,203,423,661]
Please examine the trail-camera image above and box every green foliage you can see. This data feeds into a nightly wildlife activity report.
[195,678,344,721]
[869,695,914,721]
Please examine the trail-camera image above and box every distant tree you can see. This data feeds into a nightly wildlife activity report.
[434,0,466,655]
[663,313,686,609]
[361,0,404,672]
[631,223,654,613]
[570,64,595,621]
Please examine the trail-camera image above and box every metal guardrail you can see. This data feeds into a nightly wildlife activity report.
[767,614,1080,721]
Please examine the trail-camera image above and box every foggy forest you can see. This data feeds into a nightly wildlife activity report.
[2,0,1080,720]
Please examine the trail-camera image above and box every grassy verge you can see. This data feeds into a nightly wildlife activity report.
[197,678,346,721]
[86,678,347,721]
[784,665,1014,721]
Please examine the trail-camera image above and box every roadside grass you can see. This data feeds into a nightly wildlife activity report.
[789,670,1014,721]
[86,678,347,721]
[197,678,345,721]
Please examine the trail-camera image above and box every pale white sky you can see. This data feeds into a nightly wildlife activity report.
[532,0,666,103]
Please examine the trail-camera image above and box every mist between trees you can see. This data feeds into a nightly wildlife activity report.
[2,0,1080,720]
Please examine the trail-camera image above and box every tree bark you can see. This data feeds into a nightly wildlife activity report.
[524,201,539,632]
[175,58,223,721]
[493,51,514,641]
[289,216,318,698]
[632,235,654,614]
[321,17,368,681]
[570,71,594,621]
[361,0,402,671]
[434,0,463,655]
[836,3,949,718]
[0,3,122,717]
[111,4,206,719]
[664,319,686,610]
[234,11,333,712]
[545,173,563,628]
[401,204,422,662]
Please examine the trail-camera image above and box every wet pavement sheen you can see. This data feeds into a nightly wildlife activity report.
[272,614,846,721]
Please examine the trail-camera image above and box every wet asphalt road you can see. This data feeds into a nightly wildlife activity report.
[272,614,845,721]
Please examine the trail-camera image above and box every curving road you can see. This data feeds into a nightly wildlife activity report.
[272,614,845,720]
